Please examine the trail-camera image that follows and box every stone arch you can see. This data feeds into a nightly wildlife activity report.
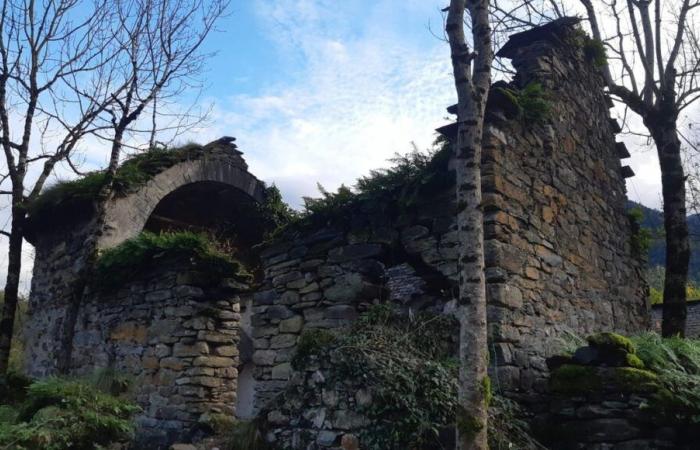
[98,148,265,249]
[23,139,269,445]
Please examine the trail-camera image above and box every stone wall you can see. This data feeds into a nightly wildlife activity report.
[541,334,700,449]
[252,189,460,416]
[651,300,700,337]
[481,21,648,401]
[23,139,264,378]
[65,258,243,448]
[250,20,649,448]
[24,216,100,376]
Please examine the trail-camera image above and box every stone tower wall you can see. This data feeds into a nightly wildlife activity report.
[482,28,649,399]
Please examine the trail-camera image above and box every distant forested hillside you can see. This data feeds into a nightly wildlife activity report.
[627,201,700,299]
[627,201,700,276]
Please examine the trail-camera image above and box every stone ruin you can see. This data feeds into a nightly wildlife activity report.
[22,19,650,449]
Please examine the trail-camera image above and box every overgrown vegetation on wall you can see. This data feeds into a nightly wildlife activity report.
[94,231,250,290]
[628,206,653,258]
[276,304,544,450]
[496,82,551,123]
[269,141,453,236]
[27,144,205,227]
[0,373,139,450]
[551,331,700,425]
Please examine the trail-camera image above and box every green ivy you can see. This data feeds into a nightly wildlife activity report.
[285,305,460,449]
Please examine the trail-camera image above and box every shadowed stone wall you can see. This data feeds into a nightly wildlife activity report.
[68,259,244,447]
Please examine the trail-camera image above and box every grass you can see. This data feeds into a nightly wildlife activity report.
[94,231,250,290]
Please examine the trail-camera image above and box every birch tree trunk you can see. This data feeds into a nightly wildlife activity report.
[446,1,493,448]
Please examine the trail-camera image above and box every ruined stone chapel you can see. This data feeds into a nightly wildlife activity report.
[21,19,650,448]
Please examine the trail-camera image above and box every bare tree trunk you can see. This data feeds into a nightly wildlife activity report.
[446,1,492,448]
[648,114,689,337]
[57,128,126,374]
[0,199,25,373]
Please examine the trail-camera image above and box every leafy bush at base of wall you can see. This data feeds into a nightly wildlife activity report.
[94,231,250,290]
[283,305,544,450]
[0,376,139,450]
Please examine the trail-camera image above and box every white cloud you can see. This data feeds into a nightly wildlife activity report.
[190,0,454,207]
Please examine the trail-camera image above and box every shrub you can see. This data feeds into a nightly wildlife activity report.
[285,306,459,449]
[627,207,652,258]
[583,37,607,67]
[496,82,550,123]
[0,377,139,450]
[94,231,249,289]
[280,305,545,449]
[0,371,31,406]
[27,144,204,227]
[286,141,453,231]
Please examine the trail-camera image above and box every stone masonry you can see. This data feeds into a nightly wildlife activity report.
[69,259,244,447]
[21,19,651,450]
[249,19,649,448]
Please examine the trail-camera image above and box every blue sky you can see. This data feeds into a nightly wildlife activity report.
[164,0,458,208]
[0,0,669,291]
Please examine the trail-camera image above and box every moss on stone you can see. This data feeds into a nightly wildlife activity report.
[482,376,493,407]
[625,353,645,369]
[456,407,485,441]
[587,332,636,354]
[550,364,602,394]
[27,144,205,228]
[583,37,607,67]
[494,83,550,123]
[609,367,659,393]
